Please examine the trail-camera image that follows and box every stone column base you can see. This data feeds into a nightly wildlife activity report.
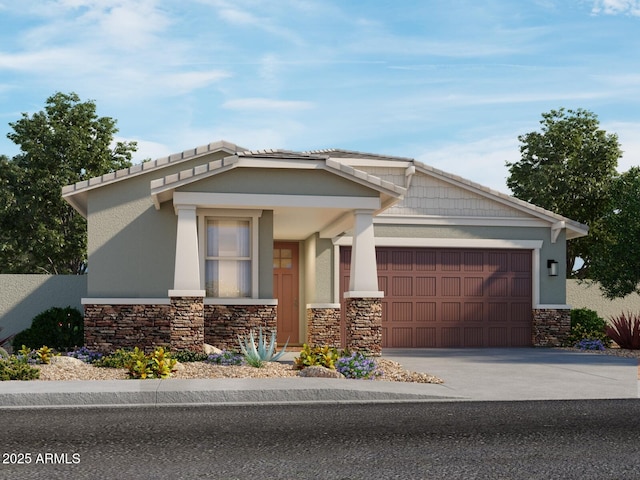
[532,308,570,347]
[170,296,204,352]
[306,304,341,347]
[345,297,382,355]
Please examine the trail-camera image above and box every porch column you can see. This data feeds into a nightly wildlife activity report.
[347,209,382,295]
[169,204,205,297]
[345,209,383,355]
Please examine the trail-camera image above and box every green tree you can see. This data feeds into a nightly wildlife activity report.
[506,108,621,278]
[589,167,640,298]
[0,92,136,274]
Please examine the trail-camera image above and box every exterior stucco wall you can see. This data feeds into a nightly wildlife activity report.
[177,168,379,198]
[567,280,640,321]
[0,275,87,341]
[258,210,274,298]
[372,224,567,305]
[88,175,176,297]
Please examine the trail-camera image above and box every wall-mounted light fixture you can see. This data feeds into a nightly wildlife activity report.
[547,259,558,277]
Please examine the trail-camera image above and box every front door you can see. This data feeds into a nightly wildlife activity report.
[273,242,300,344]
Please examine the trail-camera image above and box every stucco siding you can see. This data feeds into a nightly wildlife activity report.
[0,275,87,340]
[177,168,379,197]
[258,210,274,298]
[567,280,640,321]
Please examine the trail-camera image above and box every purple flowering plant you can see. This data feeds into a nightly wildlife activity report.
[575,338,605,351]
[205,350,245,366]
[336,352,382,380]
[67,346,104,363]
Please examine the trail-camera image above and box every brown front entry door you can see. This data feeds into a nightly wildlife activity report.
[273,242,299,344]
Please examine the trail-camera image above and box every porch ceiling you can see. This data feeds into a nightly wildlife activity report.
[272,205,350,240]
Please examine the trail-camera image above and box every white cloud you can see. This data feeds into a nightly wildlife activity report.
[603,121,640,171]
[592,0,640,15]
[222,98,313,111]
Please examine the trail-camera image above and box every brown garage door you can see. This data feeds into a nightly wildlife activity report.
[340,247,533,347]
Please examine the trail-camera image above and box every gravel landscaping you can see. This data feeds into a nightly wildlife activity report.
[34,357,444,384]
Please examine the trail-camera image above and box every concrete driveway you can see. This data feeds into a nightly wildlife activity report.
[382,348,639,401]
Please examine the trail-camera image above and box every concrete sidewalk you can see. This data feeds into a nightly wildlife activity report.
[0,348,637,407]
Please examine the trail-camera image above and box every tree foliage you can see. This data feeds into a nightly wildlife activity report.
[506,108,621,277]
[0,92,136,274]
[588,167,640,298]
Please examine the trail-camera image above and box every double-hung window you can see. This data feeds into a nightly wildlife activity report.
[204,218,252,298]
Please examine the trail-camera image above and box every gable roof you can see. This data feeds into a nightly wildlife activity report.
[60,139,588,240]
[62,140,247,216]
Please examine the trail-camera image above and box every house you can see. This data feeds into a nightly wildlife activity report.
[62,140,588,353]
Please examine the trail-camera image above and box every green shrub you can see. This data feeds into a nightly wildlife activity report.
[565,308,611,347]
[12,307,84,351]
[294,344,340,370]
[93,348,135,369]
[0,357,40,381]
[172,350,209,363]
[607,312,640,349]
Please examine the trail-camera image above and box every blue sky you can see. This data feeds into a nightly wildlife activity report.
[0,0,639,193]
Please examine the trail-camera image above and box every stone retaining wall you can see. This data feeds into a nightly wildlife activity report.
[532,308,570,347]
[84,303,172,352]
[205,304,277,350]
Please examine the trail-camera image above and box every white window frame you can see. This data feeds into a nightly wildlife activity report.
[198,209,262,299]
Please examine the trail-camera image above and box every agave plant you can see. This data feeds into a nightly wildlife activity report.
[237,328,288,368]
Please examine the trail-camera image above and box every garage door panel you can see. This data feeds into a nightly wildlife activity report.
[441,277,461,296]
[488,302,509,322]
[392,327,413,348]
[464,251,484,271]
[392,276,413,296]
[416,251,436,271]
[464,327,484,347]
[511,327,532,346]
[391,302,412,322]
[512,278,531,297]
[416,277,436,296]
[464,302,484,321]
[488,277,509,296]
[464,277,484,296]
[441,327,461,347]
[416,302,436,322]
[340,247,532,348]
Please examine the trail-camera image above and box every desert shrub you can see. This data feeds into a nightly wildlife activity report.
[294,344,340,370]
[607,312,640,349]
[0,356,40,381]
[172,350,209,363]
[336,351,382,379]
[565,308,611,347]
[12,306,83,351]
[238,328,288,368]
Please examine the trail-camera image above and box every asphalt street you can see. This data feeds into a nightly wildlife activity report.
[2,400,640,479]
